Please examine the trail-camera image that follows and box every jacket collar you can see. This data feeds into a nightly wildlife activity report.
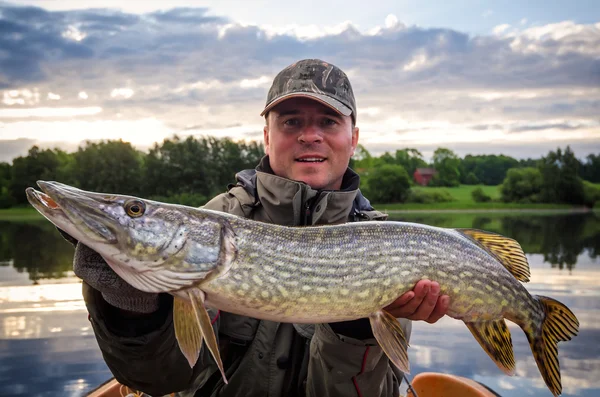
[254,156,360,226]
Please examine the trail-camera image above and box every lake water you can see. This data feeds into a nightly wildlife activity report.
[0,211,598,396]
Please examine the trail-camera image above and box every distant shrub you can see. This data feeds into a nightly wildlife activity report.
[500,167,543,203]
[583,181,600,208]
[407,189,454,204]
[471,187,492,203]
[364,164,412,204]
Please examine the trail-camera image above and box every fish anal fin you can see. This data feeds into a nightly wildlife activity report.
[457,228,531,282]
[173,296,203,368]
[369,310,410,374]
[188,290,228,384]
[527,295,580,397]
[465,319,515,376]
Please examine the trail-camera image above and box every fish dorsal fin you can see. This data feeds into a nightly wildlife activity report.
[457,229,530,282]
[369,310,410,373]
[465,320,515,376]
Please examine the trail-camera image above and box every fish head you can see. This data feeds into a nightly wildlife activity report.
[26,181,195,271]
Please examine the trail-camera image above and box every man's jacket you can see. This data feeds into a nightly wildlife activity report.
[83,157,412,397]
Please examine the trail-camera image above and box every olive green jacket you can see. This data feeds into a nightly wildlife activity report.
[83,158,412,397]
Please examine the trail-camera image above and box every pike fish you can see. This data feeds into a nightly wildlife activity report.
[26,181,579,396]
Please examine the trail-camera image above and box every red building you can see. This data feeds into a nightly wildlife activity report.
[413,168,437,186]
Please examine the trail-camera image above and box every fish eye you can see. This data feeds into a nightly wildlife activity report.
[124,200,145,218]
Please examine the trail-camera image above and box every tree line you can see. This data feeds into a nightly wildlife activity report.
[0,136,263,208]
[0,136,599,208]
[352,146,600,206]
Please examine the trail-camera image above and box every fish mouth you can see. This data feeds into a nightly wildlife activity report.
[26,181,118,244]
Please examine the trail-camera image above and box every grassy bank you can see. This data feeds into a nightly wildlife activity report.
[0,207,44,221]
[378,185,580,212]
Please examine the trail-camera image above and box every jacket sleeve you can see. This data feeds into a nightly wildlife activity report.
[306,320,411,397]
[81,192,244,396]
[83,282,222,396]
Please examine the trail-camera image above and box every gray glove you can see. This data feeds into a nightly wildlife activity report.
[74,243,160,313]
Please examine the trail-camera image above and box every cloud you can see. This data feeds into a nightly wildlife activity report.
[0,138,37,162]
[0,4,598,163]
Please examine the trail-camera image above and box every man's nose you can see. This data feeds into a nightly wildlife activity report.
[298,124,323,144]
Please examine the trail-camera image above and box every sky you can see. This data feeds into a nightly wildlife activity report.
[0,0,599,163]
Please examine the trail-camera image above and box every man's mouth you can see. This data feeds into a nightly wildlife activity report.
[296,157,326,163]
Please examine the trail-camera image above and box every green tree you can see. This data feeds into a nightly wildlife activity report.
[500,167,543,203]
[460,154,519,185]
[464,172,480,185]
[581,153,600,183]
[351,144,374,172]
[8,146,74,205]
[394,148,427,178]
[0,162,13,208]
[364,164,411,204]
[73,140,144,195]
[538,146,585,205]
[431,148,461,187]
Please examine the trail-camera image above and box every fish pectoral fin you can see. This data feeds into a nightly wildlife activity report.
[188,290,228,384]
[369,310,410,374]
[457,228,531,282]
[173,296,203,368]
[465,319,515,376]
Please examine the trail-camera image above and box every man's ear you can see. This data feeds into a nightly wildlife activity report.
[351,126,359,156]
[263,124,270,155]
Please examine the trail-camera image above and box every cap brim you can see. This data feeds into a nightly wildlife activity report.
[260,92,352,117]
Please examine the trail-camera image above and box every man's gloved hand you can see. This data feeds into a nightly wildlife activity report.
[74,243,160,314]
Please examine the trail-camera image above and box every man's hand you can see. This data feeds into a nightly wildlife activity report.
[384,280,450,323]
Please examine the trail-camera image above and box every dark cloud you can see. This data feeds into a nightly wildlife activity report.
[508,122,594,133]
[0,5,95,84]
[1,4,597,90]
[467,121,598,133]
[149,7,226,25]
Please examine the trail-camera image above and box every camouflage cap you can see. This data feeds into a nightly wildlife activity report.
[260,59,357,123]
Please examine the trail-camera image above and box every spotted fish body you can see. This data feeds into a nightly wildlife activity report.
[201,218,531,324]
[25,181,579,397]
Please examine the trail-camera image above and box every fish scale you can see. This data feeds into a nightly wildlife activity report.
[25,181,580,396]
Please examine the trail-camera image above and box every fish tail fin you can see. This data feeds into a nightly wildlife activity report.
[527,295,579,397]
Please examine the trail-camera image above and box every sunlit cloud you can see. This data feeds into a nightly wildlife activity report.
[2,89,40,106]
[110,88,134,99]
[240,76,270,89]
[61,25,86,42]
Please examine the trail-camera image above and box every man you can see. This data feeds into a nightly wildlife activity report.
[72,59,449,397]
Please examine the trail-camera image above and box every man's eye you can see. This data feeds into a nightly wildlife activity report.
[284,119,299,126]
[323,118,337,126]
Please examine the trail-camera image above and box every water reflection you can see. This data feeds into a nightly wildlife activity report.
[0,221,75,284]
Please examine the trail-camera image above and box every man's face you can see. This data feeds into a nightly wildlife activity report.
[263,97,359,191]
